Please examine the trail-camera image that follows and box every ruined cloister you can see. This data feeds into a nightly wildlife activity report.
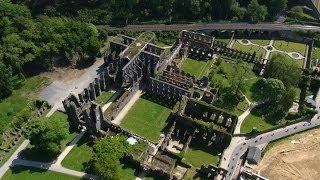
[61,29,315,179]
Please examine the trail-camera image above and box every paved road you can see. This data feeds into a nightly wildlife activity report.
[98,23,320,31]
[220,93,320,179]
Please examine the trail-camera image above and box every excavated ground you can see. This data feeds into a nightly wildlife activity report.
[252,128,320,180]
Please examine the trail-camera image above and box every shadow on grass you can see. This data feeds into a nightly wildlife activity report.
[141,93,176,109]
[10,165,48,174]
[19,147,57,162]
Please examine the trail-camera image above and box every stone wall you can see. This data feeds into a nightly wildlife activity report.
[184,99,238,133]
[106,84,139,121]
[148,77,191,101]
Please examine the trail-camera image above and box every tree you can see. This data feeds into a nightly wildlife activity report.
[247,0,268,22]
[0,61,13,100]
[264,54,301,86]
[91,135,131,180]
[252,78,286,102]
[269,0,287,16]
[252,78,296,120]
[24,114,69,156]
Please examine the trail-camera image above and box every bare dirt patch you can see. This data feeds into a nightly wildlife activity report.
[40,67,86,83]
[252,128,320,180]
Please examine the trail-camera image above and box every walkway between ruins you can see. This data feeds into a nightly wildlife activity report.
[56,129,86,165]
[112,90,142,125]
[233,102,258,135]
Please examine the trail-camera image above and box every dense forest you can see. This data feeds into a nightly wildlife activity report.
[14,0,289,25]
[0,1,107,100]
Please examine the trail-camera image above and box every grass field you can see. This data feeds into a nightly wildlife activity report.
[215,38,230,44]
[61,134,93,171]
[233,41,266,58]
[61,133,137,179]
[0,76,49,136]
[269,52,304,68]
[313,47,320,61]
[21,112,77,162]
[274,40,306,55]
[243,77,260,102]
[240,112,273,134]
[3,166,79,180]
[121,94,174,142]
[181,58,212,78]
[249,39,270,46]
[183,143,220,167]
[95,91,114,105]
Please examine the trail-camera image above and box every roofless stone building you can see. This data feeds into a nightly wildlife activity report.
[62,30,270,179]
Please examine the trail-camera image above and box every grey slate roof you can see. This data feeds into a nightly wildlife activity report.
[246,146,261,164]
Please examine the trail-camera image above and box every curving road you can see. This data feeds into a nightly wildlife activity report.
[220,93,320,180]
[98,23,320,32]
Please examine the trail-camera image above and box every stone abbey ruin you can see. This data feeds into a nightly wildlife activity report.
[62,30,314,179]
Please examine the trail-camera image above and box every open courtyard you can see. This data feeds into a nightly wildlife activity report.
[121,94,174,142]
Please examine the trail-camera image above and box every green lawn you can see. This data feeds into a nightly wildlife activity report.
[21,112,77,162]
[243,77,260,102]
[121,94,173,142]
[3,166,80,180]
[240,113,273,134]
[61,133,138,179]
[215,38,230,44]
[118,164,137,180]
[182,142,220,168]
[313,47,320,63]
[0,76,49,136]
[181,58,212,78]
[274,40,306,55]
[233,41,266,58]
[269,52,304,68]
[61,134,93,171]
[233,100,249,116]
[95,91,114,105]
[249,39,270,46]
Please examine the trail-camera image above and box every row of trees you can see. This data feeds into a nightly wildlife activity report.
[16,0,288,25]
[0,1,107,100]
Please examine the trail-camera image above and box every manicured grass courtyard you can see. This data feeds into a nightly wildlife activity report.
[233,41,266,58]
[121,94,174,142]
[249,39,270,46]
[269,52,304,68]
[215,38,230,44]
[3,166,80,180]
[181,58,212,78]
[182,142,220,168]
[95,91,114,105]
[274,40,306,55]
